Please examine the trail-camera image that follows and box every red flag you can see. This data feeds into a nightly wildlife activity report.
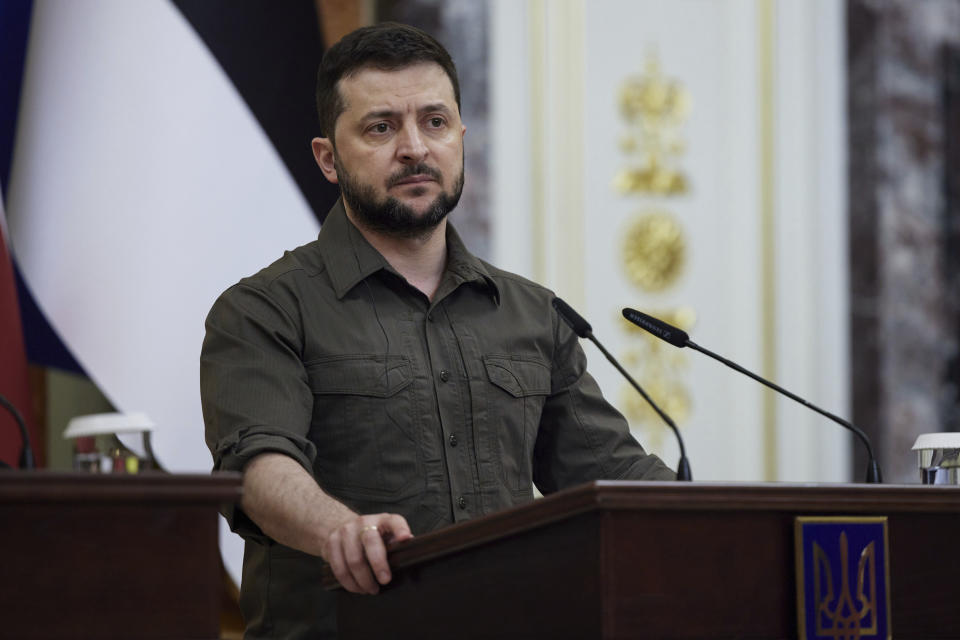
[0,215,39,468]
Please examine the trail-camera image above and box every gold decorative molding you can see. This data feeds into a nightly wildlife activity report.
[621,211,686,292]
[614,54,691,197]
[620,376,691,449]
[613,52,695,441]
[758,0,777,481]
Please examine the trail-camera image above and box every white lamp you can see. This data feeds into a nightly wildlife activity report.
[912,433,960,485]
[64,412,156,472]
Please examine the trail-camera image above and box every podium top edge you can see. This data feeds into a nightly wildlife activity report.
[0,471,242,503]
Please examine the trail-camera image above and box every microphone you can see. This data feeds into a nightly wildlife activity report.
[0,393,35,470]
[552,298,691,481]
[622,307,882,483]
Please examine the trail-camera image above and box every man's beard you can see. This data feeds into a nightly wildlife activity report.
[336,156,465,239]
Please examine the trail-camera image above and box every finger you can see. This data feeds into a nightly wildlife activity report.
[326,530,364,594]
[342,524,379,594]
[360,526,392,585]
[378,513,414,544]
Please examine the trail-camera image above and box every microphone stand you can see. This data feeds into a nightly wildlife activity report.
[623,307,881,483]
[0,393,35,470]
[553,298,692,480]
[587,334,692,481]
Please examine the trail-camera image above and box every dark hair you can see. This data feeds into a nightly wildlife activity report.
[315,22,461,141]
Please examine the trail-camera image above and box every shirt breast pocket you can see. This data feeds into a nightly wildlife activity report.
[482,355,551,493]
[306,355,422,499]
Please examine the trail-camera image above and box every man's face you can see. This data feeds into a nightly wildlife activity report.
[312,62,466,238]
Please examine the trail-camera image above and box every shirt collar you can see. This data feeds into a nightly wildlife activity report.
[317,199,500,306]
[441,222,501,306]
[316,200,393,299]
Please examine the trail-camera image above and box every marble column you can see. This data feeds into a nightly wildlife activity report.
[848,0,960,483]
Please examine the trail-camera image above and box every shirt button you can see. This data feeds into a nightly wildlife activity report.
[449,434,458,447]
[439,369,450,382]
[457,496,467,510]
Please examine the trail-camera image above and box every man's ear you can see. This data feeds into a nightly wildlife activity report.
[311,137,339,184]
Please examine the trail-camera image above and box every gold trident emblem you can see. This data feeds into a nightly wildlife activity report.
[812,531,879,639]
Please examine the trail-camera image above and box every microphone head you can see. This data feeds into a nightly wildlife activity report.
[552,297,593,338]
[622,308,689,348]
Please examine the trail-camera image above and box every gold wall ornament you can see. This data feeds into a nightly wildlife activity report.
[619,376,691,441]
[614,53,691,196]
[622,211,686,292]
[612,53,695,442]
[618,350,691,452]
[613,159,688,196]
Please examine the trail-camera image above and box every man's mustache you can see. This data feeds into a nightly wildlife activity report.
[386,163,443,187]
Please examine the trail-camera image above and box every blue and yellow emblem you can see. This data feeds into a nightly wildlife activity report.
[795,517,892,640]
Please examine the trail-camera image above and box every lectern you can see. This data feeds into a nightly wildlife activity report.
[327,481,960,639]
[0,472,241,639]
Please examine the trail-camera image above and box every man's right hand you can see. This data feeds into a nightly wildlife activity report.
[241,454,415,595]
[321,513,413,594]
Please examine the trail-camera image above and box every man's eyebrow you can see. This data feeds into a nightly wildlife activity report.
[361,109,401,121]
[360,104,454,121]
[419,103,453,115]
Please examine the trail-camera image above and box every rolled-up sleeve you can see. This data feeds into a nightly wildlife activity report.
[200,282,316,536]
[532,310,676,493]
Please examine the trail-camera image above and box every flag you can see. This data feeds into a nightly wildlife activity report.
[0,197,38,468]
[5,0,335,580]
[6,1,325,476]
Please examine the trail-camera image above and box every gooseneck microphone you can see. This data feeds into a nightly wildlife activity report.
[622,307,882,483]
[0,393,35,470]
[553,298,692,481]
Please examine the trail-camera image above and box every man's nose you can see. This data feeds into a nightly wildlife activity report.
[395,124,428,164]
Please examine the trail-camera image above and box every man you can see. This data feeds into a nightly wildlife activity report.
[201,22,674,639]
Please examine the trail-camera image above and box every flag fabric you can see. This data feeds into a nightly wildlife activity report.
[7,1,324,473]
[0,197,38,468]
[0,0,40,467]
[5,1,331,581]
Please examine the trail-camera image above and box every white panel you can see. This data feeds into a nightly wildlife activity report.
[811,0,853,481]
[712,0,767,481]
[541,0,586,306]
[773,0,819,479]
[491,0,534,279]
[772,0,851,481]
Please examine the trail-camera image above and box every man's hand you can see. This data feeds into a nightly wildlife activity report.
[241,453,414,595]
[321,513,413,594]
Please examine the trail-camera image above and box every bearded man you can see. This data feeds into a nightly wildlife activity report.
[201,22,674,640]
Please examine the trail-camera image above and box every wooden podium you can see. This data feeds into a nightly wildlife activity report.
[0,472,241,640]
[329,481,960,639]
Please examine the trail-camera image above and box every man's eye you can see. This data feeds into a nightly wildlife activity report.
[370,123,390,134]
[428,117,445,128]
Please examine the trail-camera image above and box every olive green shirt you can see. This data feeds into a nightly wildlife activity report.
[201,200,674,639]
